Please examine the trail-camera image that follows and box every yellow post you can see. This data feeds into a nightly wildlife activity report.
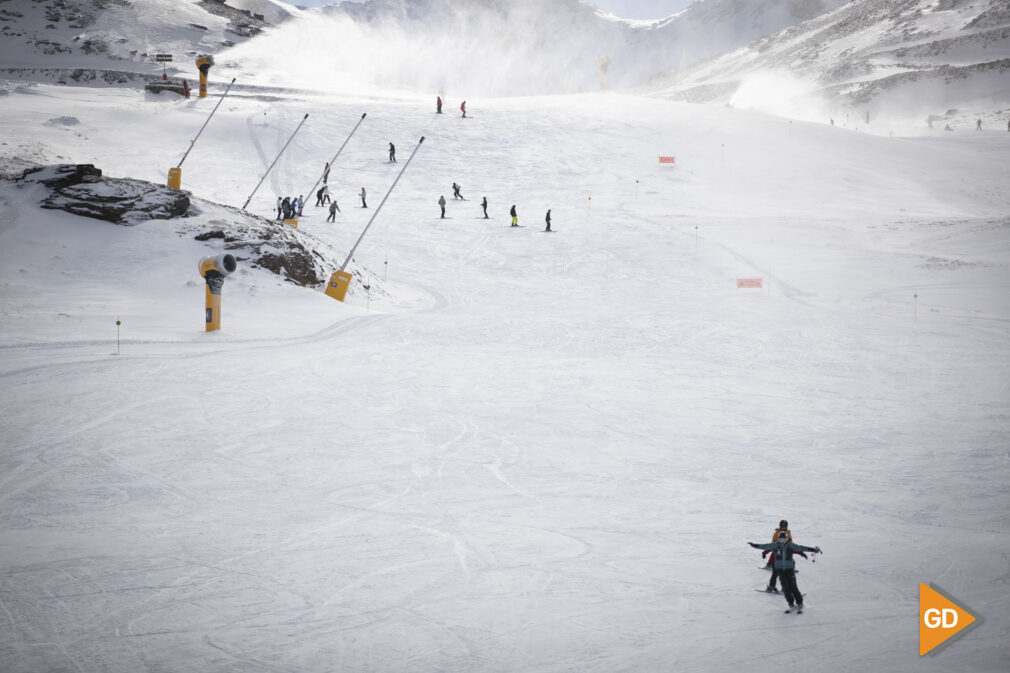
[196,55,214,98]
[325,270,353,302]
[198,253,237,331]
[167,167,182,189]
[283,219,298,229]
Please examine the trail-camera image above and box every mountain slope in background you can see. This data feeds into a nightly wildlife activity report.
[1,0,850,96]
[647,0,1010,128]
[0,0,295,82]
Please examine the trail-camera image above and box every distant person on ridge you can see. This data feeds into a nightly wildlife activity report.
[510,204,518,227]
[360,187,367,208]
[436,96,442,114]
[438,195,446,219]
[481,196,488,218]
[976,118,982,131]
[452,182,463,200]
[544,209,551,232]
[461,100,467,118]
[389,142,396,162]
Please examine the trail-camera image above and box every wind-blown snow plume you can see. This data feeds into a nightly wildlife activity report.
[215,0,850,96]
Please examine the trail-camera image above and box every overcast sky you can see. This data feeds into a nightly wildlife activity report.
[292,0,695,20]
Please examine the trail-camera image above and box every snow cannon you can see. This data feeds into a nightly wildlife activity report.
[196,55,214,98]
[325,270,353,303]
[198,253,236,331]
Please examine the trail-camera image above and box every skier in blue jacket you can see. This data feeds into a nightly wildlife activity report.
[749,531,821,613]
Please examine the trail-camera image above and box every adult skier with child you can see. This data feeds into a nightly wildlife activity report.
[748,530,820,613]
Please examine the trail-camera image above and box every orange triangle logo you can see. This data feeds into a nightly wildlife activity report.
[919,583,977,655]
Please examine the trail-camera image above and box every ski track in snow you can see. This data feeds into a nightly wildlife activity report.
[0,79,1008,673]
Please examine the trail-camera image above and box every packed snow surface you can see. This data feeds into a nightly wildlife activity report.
[0,75,1008,673]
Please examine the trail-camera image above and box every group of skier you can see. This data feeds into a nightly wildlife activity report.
[748,519,821,614]
[436,184,553,232]
[276,195,302,221]
[435,95,467,118]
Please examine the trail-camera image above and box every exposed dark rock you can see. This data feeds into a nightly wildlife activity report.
[145,79,190,96]
[20,164,190,225]
[40,178,190,225]
[19,163,102,189]
[193,218,331,287]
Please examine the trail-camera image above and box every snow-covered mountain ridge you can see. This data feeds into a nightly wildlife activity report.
[647,0,1010,127]
[2,0,849,95]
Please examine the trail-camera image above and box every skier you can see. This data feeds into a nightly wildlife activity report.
[360,187,367,208]
[438,195,446,219]
[510,204,518,227]
[748,532,820,613]
[481,196,488,219]
[763,519,791,570]
[276,196,283,220]
[452,182,462,200]
[322,162,330,184]
[436,96,442,114]
[389,142,396,162]
[326,199,340,223]
[461,100,467,118]
[544,209,551,232]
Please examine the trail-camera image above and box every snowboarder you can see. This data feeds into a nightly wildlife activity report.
[326,200,340,222]
[436,96,442,114]
[438,195,446,219]
[544,209,551,232]
[461,100,467,118]
[276,196,283,220]
[389,142,396,162]
[749,532,820,613]
[481,196,488,219]
[360,187,367,208]
[322,162,330,184]
[510,204,518,227]
[976,118,982,131]
[452,182,462,200]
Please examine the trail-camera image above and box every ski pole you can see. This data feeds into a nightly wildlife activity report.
[242,112,309,210]
[340,136,425,271]
[304,113,366,209]
[177,77,236,168]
